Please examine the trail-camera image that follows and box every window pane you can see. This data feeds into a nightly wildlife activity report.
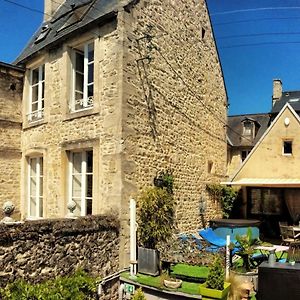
[86,175,92,198]
[42,82,45,99]
[41,65,45,80]
[87,151,93,173]
[86,198,92,215]
[88,63,94,83]
[39,197,43,217]
[30,177,37,195]
[30,158,37,175]
[75,72,84,93]
[32,85,39,102]
[88,85,93,98]
[39,177,43,196]
[72,152,82,173]
[75,52,84,73]
[72,198,81,217]
[72,174,82,198]
[32,102,38,112]
[88,43,94,61]
[32,68,39,84]
[30,197,36,216]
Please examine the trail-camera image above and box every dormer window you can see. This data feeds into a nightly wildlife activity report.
[70,41,94,112]
[243,120,253,136]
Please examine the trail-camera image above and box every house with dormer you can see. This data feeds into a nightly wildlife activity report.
[7,0,228,267]
[226,79,300,237]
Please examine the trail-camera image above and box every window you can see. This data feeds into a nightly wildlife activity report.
[283,140,293,155]
[28,157,43,218]
[28,65,45,122]
[70,42,94,112]
[243,121,253,136]
[68,150,93,216]
[241,150,250,162]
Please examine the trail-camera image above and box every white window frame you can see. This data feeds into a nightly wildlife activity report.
[28,65,45,122]
[68,150,93,216]
[70,42,94,112]
[28,157,43,218]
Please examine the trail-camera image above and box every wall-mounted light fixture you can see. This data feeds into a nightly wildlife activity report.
[199,194,207,215]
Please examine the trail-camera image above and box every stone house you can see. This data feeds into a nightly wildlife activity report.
[11,0,227,268]
[226,80,300,237]
[0,62,24,219]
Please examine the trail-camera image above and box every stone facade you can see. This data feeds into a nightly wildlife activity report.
[0,215,120,299]
[121,0,227,231]
[0,63,24,220]
[13,0,227,269]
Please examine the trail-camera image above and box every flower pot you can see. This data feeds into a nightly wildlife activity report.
[199,282,231,299]
[164,279,182,289]
[230,269,258,291]
[138,247,160,276]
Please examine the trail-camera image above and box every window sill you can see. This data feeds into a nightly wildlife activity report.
[63,107,99,121]
[23,119,47,130]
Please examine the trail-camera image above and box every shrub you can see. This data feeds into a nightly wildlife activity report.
[137,186,175,249]
[132,288,146,300]
[206,184,238,218]
[0,269,98,300]
[206,256,225,290]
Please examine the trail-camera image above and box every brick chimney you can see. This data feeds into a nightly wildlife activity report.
[272,79,282,107]
[44,0,65,21]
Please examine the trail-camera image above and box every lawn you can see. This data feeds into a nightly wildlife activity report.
[121,272,200,295]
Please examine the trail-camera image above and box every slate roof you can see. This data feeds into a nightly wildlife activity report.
[15,0,133,65]
[271,90,300,114]
[227,113,270,147]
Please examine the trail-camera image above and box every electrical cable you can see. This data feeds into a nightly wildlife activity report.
[4,0,256,144]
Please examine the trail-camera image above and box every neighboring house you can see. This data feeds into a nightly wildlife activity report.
[10,0,227,267]
[227,113,269,178]
[0,62,24,219]
[226,79,300,237]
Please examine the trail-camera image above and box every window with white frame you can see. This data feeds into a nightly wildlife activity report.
[68,150,93,216]
[28,157,43,218]
[70,42,94,112]
[28,65,45,122]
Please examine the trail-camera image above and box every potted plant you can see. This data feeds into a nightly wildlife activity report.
[199,255,231,299]
[160,270,182,289]
[231,228,261,291]
[137,171,175,276]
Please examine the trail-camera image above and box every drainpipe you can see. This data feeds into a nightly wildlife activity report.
[97,268,129,299]
[130,198,137,277]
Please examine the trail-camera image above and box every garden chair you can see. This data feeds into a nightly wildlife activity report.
[287,241,300,263]
[198,228,239,253]
[280,225,300,245]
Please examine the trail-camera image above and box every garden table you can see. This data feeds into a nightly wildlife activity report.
[254,245,289,261]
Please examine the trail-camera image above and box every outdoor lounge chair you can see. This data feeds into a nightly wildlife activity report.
[199,228,239,253]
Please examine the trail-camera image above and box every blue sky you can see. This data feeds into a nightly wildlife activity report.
[1,1,300,115]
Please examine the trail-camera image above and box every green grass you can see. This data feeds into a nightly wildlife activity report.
[170,263,209,282]
[121,272,201,295]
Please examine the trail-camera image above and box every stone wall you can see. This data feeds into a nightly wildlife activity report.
[121,0,227,232]
[0,215,120,298]
[0,64,23,219]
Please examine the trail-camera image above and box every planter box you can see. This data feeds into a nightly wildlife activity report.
[138,247,160,276]
[199,282,231,299]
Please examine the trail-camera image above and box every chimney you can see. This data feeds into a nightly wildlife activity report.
[44,0,65,22]
[272,79,282,107]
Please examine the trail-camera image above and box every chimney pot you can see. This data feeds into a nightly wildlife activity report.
[272,79,282,107]
[44,0,65,21]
